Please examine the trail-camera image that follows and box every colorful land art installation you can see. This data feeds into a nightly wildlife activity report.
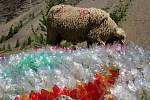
[0,42,150,100]
[15,67,119,100]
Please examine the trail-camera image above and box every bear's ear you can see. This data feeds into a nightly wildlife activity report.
[50,5,62,14]
[107,12,110,17]
[115,28,126,44]
[53,7,61,14]
[116,28,126,38]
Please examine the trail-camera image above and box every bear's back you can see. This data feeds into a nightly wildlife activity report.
[48,5,90,30]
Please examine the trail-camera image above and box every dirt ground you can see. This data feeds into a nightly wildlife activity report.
[120,0,150,50]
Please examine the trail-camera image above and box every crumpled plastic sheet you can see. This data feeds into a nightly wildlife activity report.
[0,42,149,100]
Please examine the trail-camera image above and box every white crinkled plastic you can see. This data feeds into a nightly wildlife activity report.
[0,42,149,100]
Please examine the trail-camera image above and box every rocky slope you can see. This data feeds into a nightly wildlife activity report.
[0,1,46,49]
[0,0,149,51]
[0,0,84,51]
[0,0,43,23]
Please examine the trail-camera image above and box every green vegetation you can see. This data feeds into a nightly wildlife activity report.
[7,43,11,51]
[2,44,5,51]
[138,89,149,100]
[27,37,32,45]
[39,12,47,32]
[102,7,110,12]
[29,13,35,20]
[20,33,47,50]
[0,21,23,44]
[0,35,6,43]
[15,39,20,48]
[21,41,27,50]
[39,0,65,33]
[64,0,81,5]
[45,0,65,15]
[32,34,47,46]
[110,4,128,24]
[7,25,14,39]
[6,15,14,22]
[60,40,75,48]
[37,0,66,46]
[110,0,133,24]
[0,11,36,45]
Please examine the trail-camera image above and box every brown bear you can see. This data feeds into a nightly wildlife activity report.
[47,4,126,46]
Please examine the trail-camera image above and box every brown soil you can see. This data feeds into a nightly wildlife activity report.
[120,0,150,50]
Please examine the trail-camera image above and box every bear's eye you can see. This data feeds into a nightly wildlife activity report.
[120,35,125,39]
[111,36,117,41]
[106,36,118,44]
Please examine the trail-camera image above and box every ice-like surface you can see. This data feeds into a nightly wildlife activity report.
[0,42,149,100]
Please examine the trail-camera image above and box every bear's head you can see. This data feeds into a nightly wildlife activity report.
[106,28,126,45]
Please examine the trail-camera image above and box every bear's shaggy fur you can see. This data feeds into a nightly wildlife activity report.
[47,4,126,46]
